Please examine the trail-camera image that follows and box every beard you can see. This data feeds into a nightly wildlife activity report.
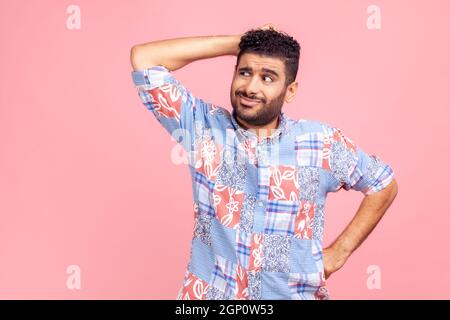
[230,88,286,127]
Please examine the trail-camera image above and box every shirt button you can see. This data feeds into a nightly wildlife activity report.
[257,200,264,207]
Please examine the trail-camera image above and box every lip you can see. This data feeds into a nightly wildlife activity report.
[239,96,262,107]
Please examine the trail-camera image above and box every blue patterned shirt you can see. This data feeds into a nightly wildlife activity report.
[131,65,395,300]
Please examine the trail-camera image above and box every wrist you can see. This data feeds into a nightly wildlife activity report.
[329,242,352,261]
[231,34,242,56]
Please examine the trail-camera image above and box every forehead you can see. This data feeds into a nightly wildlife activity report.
[237,53,285,73]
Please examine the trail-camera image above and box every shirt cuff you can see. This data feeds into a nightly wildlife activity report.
[131,65,170,88]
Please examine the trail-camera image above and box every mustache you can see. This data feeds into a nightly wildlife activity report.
[236,92,265,103]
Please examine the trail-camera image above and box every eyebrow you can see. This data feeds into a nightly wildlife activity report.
[238,66,280,78]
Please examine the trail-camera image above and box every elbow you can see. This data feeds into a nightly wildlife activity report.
[130,44,142,58]
[130,45,142,70]
[130,44,158,71]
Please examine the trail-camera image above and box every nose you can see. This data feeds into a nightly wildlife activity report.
[243,75,261,99]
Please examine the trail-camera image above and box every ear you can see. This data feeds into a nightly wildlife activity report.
[284,81,299,103]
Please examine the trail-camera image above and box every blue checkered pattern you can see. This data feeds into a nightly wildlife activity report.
[210,255,237,295]
[370,165,394,190]
[195,172,215,216]
[264,200,299,235]
[257,163,271,199]
[236,230,252,268]
[288,272,324,300]
[295,133,324,167]
[347,151,395,195]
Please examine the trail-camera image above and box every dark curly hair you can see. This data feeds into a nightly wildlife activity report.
[236,28,301,88]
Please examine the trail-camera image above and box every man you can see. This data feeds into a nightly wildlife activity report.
[130,24,398,300]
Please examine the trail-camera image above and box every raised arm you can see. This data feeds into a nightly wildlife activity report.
[130,34,242,72]
[129,34,242,151]
[129,24,277,151]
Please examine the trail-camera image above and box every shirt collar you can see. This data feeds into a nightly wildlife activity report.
[230,109,289,145]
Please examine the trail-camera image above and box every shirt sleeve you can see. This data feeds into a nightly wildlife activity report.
[326,125,395,195]
[130,65,210,151]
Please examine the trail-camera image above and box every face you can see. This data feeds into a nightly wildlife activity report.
[230,52,298,128]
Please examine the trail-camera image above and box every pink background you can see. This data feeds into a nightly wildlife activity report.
[1,0,449,299]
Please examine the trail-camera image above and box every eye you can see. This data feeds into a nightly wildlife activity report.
[238,71,274,83]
